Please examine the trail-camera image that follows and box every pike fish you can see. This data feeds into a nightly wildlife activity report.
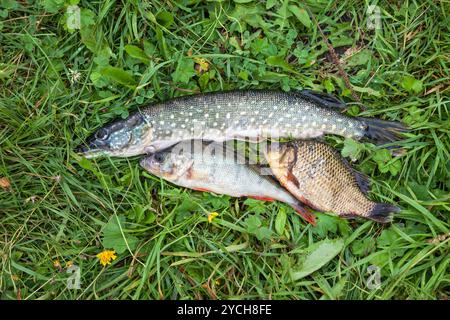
[77,90,407,158]
[140,140,317,225]
[265,140,401,223]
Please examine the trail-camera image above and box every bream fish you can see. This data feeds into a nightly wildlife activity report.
[140,140,317,225]
[78,90,406,158]
[265,140,401,223]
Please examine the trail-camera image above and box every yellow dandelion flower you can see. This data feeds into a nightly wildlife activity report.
[53,260,61,268]
[194,57,210,73]
[96,250,117,267]
[65,260,73,268]
[207,212,219,223]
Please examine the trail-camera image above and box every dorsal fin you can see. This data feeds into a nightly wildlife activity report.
[295,89,346,109]
[340,157,371,194]
[351,168,371,194]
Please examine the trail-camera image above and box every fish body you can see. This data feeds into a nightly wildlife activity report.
[265,140,400,223]
[140,140,316,224]
[78,90,406,158]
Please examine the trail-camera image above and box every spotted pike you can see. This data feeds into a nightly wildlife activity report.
[77,90,407,158]
[140,140,317,225]
[265,140,401,223]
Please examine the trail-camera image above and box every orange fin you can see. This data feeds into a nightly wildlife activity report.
[292,204,317,226]
[249,195,275,202]
[286,171,300,188]
[193,187,211,192]
[296,195,318,211]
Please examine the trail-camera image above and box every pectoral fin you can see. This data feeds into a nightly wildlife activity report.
[286,171,300,188]
[192,187,211,192]
[249,195,275,202]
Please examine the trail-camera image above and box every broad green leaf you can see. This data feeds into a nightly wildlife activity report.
[238,70,249,81]
[266,55,295,73]
[245,215,261,233]
[275,208,287,235]
[80,24,96,52]
[369,251,390,267]
[346,49,372,67]
[288,5,311,29]
[41,0,64,13]
[377,228,399,247]
[78,157,98,174]
[90,70,109,88]
[400,75,423,94]
[80,8,95,28]
[250,38,277,56]
[229,37,242,51]
[100,66,137,88]
[291,238,344,280]
[143,40,157,57]
[351,238,374,256]
[243,198,267,214]
[245,215,272,240]
[341,138,364,161]
[156,11,174,28]
[323,79,335,93]
[1,0,19,9]
[93,47,112,66]
[101,215,138,254]
[313,213,338,238]
[371,149,400,175]
[266,0,277,9]
[255,227,272,241]
[171,58,195,84]
[198,72,210,90]
[124,45,150,64]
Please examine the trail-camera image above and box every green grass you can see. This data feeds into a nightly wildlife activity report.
[0,0,449,300]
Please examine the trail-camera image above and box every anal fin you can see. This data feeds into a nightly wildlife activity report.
[340,156,371,194]
[352,169,371,194]
[291,203,317,226]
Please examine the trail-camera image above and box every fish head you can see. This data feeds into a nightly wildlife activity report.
[140,146,194,181]
[77,112,153,158]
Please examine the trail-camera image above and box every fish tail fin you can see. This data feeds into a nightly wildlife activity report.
[291,203,317,226]
[358,117,409,145]
[366,203,401,224]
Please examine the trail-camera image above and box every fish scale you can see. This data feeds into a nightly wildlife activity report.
[140,140,317,225]
[78,89,407,158]
[265,140,401,223]
[143,90,357,145]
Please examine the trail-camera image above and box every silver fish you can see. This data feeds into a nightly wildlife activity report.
[78,90,406,158]
[140,140,317,225]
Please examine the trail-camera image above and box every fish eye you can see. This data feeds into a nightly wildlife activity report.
[95,128,109,140]
[154,153,165,162]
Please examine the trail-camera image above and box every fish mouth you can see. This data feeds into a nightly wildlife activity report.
[75,143,107,159]
[140,156,164,176]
